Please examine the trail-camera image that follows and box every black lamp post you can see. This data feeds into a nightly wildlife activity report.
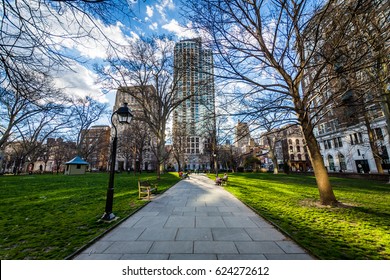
[101,103,133,221]
[214,153,218,177]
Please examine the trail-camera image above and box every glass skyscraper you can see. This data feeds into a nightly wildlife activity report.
[172,38,216,171]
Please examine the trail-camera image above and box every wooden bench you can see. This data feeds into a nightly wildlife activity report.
[138,180,158,200]
[221,175,228,186]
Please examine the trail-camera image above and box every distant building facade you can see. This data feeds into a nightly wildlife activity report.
[114,86,157,172]
[274,125,311,172]
[80,125,110,171]
[234,121,251,151]
[1,138,77,174]
[303,1,389,173]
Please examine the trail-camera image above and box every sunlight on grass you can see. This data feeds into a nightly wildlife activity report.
[0,172,179,259]
[210,172,390,260]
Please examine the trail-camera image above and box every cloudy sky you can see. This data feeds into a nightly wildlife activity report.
[53,0,196,124]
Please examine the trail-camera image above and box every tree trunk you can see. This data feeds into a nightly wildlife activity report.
[266,136,279,174]
[133,152,137,176]
[156,136,166,180]
[300,117,338,205]
[364,114,384,173]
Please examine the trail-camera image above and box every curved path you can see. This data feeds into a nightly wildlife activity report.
[73,174,314,260]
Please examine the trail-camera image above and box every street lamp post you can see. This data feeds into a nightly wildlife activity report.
[101,103,133,221]
[214,153,218,177]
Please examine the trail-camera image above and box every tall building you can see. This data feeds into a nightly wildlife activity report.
[113,86,157,171]
[234,121,251,150]
[172,38,216,170]
[303,0,389,173]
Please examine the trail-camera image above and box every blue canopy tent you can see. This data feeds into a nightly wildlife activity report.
[64,156,89,175]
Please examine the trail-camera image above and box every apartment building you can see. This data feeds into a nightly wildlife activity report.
[172,38,216,171]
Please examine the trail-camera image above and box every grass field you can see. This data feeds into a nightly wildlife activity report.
[2,172,389,260]
[210,173,390,260]
[0,172,179,260]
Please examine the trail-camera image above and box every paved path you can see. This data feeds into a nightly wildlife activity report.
[73,174,314,260]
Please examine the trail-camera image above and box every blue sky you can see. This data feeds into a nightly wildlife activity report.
[129,0,194,37]
[53,0,195,125]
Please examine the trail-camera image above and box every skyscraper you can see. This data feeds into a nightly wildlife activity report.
[172,38,216,171]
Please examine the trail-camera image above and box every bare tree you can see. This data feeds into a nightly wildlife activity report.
[258,120,293,175]
[68,96,109,157]
[13,108,70,171]
[350,1,390,136]
[1,0,136,93]
[0,73,66,150]
[118,120,150,174]
[97,36,198,179]
[171,123,187,171]
[309,0,389,174]
[1,0,137,155]
[181,0,377,205]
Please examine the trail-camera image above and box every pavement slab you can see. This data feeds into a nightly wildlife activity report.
[73,174,314,260]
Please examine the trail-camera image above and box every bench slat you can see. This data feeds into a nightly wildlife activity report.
[138,180,158,200]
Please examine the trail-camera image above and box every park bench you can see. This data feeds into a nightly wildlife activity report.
[138,180,158,200]
[221,175,228,186]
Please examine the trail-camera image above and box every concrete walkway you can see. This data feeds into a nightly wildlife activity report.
[73,174,314,260]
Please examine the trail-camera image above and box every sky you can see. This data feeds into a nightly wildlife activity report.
[53,0,197,125]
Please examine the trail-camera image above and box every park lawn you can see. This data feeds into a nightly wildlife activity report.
[213,173,390,260]
[0,172,179,260]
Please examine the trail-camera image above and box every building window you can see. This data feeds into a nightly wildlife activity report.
[381,146,389,159]
[296,139,300,145]
[328,155,335,171]
[334,138,339,148]
[76,165,81,169]
[358,132,363,143]
[350,133,363,145]
[375,128,384,140]
[333,137,342,148]
[298,154,302,160]
[337,137,343,147]
[338,153,346,171]
[354,133,359,144]
[297,146,301,152]
[324,140,332,150]
[290,154,295,161]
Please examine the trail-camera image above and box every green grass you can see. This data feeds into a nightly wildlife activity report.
[2,171,389,260]
[0,172,179,260]
[211,173,390,259]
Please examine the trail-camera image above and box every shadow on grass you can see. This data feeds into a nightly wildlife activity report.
[0,172,180,259]
[220,172,390,259]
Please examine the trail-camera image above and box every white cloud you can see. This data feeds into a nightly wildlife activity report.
[149,22,158,31]
[146,5,154,17]
[44,6,136,60]
[156,0,175,22]
[162,19,197,39]
[54,63,109,104]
